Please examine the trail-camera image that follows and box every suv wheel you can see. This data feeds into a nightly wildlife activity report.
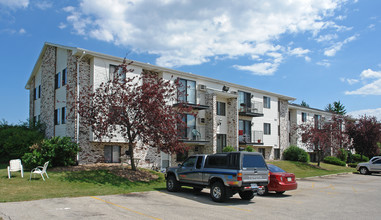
[210,181,227,202]
[166,175,180,192]
[359,167,369,175]
[239,191,255,200]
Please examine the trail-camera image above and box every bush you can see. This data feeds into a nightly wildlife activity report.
[352,154,369,162]
[0,120,45,163]
[222,146,235,152]
[347,162,358,168]
[244,146,255,152]
[347,151,353,163]
[283,146,309,163]
[323,156,347,166]
[337,148,348,162]
[22,136,80,169]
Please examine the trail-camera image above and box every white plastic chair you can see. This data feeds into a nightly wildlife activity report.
[8,159,24,179]
[30,161,49,181]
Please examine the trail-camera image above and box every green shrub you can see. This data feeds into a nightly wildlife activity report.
[337,148,348,162]
[347,151,353,163]
[0,120,45,163]
[352,154,369,162]
[283,146,309,163]
[323,156,346,166]
[22,136,80,169]
[222,146,235,152]
[244,146,255,152]
[347,162,358,168]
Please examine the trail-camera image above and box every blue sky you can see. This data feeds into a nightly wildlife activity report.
[0,0,380,124]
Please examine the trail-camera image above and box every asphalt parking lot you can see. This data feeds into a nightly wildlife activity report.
[1,173,380,220]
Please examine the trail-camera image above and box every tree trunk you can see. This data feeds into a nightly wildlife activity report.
[317,150,321,167]
[129,143,136,171]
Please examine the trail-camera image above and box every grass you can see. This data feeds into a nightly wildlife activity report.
[1,160,356,203]
[0,164,165,203]
[267,160,356,178]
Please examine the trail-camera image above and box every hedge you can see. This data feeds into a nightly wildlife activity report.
[283,146,309,163]
[323,156,346,166]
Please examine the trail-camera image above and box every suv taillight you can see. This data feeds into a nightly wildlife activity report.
[237,172,242,181]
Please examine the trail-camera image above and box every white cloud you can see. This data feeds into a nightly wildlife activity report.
[368,24,375,30]
[58,22,67,29]
[62,0,352,74]
[345,69,381,95]
[34,0,52,10]
[316,60,331,67]
[18,28,26,34]
[340,77,359,85]
[316,33,338,42]
[0,0,29,9]
[288,47,310,57]
[324,34,358,56]
[348,108,381,121]
[305,56,311,62]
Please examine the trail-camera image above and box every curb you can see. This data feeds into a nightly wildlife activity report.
[296,172,355,180]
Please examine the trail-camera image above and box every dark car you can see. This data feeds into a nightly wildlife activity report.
[257,164,297,195]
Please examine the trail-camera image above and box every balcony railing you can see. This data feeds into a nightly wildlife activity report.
[179,126,208,143]
[239,130,264,145]
[239,102,264,117]
[171,99,209,110]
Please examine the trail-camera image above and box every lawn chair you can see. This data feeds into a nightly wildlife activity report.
[8,159,24,179]
[30,161,49,181]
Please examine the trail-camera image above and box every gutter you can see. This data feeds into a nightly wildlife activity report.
[76,51,86,163]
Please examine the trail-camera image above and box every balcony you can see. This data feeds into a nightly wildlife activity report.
[171,99,209,110]
[239,102,264,117]
[179,125,209,144]
[239,130,264,145]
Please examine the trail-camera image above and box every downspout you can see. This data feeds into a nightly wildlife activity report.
[76,51,86,163]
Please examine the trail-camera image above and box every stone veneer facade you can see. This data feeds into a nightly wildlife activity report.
[204,92,217,154]
[40,45,56,138]
[226,97,238,149]
[279,100,289,158]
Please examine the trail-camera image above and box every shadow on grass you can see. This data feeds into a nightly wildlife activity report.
[61,170,162,187]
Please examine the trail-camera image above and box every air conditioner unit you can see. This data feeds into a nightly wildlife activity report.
[198,84,207,91]
[198,118,206,124]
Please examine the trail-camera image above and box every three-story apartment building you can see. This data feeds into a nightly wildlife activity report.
[26,42,296,169]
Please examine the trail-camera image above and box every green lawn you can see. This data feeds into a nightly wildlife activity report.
[0,164,165,203]
[1,161,356,203]
[267,160,356,178]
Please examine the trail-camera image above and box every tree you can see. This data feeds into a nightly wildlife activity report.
[300,100,309,108]
[297,115,351,166]
[346,115,381,159]
[325,101,346,115]
[76,59,192,170]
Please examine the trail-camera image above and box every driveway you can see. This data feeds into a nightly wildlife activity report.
[1,173,380,220]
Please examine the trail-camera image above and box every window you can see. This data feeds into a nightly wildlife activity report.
[263,96,271,109]
[314,115,321,129]
[179,114,197,140]
[54,109,60,125]
[61,107,66,124]
[104,145,121,163]
[217,102,226,116]
[33,88,37,100]
[239,120,252,143]
[217,134,226,153]
[38,85,41,98]
[302,112,307,122]
[109,64,126,81]
[62,68,67,86]
[55,72,61,89]
[176,151,188,162]
[258,148,266,158]
[274,149,280,160]
[177,78,196,104]
[181,156,197,168]
[264,123,271,135]
[238,91,252,112]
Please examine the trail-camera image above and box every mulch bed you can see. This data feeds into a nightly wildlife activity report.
[50,163,160,182]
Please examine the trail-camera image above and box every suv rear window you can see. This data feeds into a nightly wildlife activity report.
[242,155,267,168]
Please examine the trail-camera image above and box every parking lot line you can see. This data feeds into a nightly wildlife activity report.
[91,196,161,220]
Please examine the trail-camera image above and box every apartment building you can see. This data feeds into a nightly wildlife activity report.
[26,42,296,169]
[289,104,333,162]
